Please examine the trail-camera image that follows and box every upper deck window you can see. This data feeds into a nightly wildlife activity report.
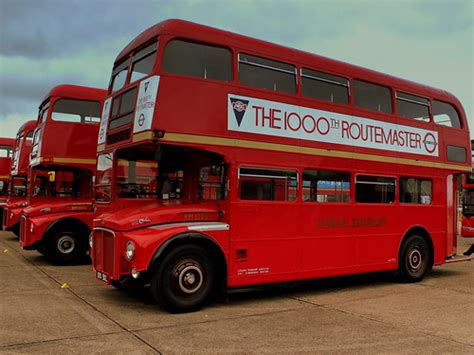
[302,68,349,104]
[51,99,101,123]
[432,100,461,128]
[111,59,130,92]
[0,146,12,158]
[163,40,232,82]
[354,80,392,114]
[130,42,157,83]
[396,92,430,122]
[239,53,296,94]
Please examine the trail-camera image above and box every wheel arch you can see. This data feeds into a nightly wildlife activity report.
[43,217,91,243]
[398,225,434,267]
[148,232,228,288]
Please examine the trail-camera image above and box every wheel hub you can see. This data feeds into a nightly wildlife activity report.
[57,235,75,254]
[408,249,422,271]
[175,262,204,295]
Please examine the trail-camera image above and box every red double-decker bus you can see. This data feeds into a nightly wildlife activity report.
[2,121,36,235]
[91,20,472,312]
[0,137,15,213]
[19,85,106,263]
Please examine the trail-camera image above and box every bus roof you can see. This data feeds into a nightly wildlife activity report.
[115,19,464,110]
[41,84,107,105]
[17,120,37,135]
[0,137,15,148]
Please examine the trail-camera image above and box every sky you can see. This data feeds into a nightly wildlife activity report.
[0,0,473,139]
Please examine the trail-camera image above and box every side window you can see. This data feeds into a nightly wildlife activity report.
[433,100,461,128]
[354,80,392,114]
[400,178,432,204]
[0,146,11,158]
[162,40,232,82]
[396,92,430,122]
[302,170,350,202]
[199,165,226,200]
[301,68,349,104]
[239,167,297,201]
[239,53,296,94]
[356,175,395,203]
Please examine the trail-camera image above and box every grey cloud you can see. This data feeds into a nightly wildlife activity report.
[0,73,84,116]
[0,0,160,58]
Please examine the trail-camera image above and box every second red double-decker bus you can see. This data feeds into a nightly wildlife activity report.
[2,121,36,235]
[19,85,106,263]
[91,20,472,312]
[0,137,15,212]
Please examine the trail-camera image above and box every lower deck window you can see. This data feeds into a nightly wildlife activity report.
[356,175,395,203]
[400,178,432,204]
[303,169,350,202]
[239,167,297,201]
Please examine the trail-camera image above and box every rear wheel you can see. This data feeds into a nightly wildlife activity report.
[399,235,430,282]
[151,245,214,313]
[45,230,86,264]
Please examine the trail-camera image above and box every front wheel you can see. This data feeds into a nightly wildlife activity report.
[45,230,86,264]
[151,245,214,313]
[399,235,430,282]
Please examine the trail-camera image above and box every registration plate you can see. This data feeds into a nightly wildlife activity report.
[96,271,108,282]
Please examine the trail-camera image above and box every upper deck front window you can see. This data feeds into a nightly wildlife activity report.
[111,41,158,92]
[51,99,101,123]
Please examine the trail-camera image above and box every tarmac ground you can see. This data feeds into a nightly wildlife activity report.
[0,231,473,354]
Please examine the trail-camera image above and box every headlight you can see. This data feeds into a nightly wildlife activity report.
[10,212,13,219]
[89,233,93,248]
[30,224,34,234]
[125,241,135,261]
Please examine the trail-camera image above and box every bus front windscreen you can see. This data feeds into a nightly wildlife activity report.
[11,176,27,197]
[116,158,159,199]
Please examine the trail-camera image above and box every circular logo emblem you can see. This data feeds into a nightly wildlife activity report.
[138,114,145,127]
[423,133,438,154]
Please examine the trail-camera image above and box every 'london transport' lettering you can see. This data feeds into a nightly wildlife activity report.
[227,94,439,157]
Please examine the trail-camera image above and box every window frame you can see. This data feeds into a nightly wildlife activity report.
[300,67,350,105]
[395,91,431,123]
[301,168,351,204]
[161,38,233,83]
[238,52,298,94]
[237,165,299,202]
[353,79,393,114]
[354,174,397,204]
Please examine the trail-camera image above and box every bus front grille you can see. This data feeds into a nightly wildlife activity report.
[92,228,116,278]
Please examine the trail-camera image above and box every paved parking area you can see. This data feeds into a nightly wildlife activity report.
[1,231,473,354]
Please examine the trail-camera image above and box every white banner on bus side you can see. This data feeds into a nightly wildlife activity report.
[228,94,439,157]
[98,97,112,145]
[133,75,160,134]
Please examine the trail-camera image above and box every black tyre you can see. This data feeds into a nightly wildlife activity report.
[151,245,214,313]
[399,235,430,282]
[45,230,86,264]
